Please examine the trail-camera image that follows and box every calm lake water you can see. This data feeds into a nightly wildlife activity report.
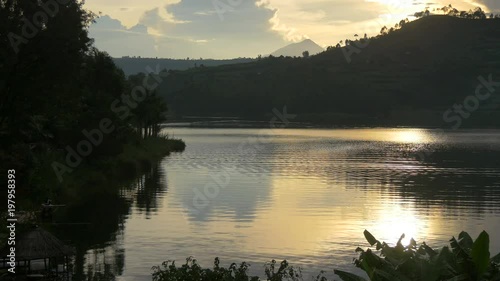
[60,128,500,280]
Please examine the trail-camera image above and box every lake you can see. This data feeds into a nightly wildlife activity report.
[61,128,500,280]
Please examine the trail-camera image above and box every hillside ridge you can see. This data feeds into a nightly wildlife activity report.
[157,16,500,127]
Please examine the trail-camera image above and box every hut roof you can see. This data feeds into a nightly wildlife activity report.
[0,227,75,261]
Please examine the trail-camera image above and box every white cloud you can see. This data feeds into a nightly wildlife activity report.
[88,15,158,57]
[88,1,289,58]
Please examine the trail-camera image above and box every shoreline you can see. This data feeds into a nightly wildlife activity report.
[162,121,500,130]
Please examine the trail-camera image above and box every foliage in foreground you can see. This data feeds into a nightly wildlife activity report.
[152,258,307,281]
[152,231,500,281]
[334,230,500,281]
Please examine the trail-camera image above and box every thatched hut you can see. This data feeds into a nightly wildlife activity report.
[0,226,74,278]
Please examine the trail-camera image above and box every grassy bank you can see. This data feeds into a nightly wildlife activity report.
[114,136,186,177]
[0,136,185,246]
[29,135,185,207]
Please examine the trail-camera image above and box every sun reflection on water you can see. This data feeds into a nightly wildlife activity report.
[393,129,431,144]
[301,128,435,144]
[367,202,430,246]
[112,128,500,280]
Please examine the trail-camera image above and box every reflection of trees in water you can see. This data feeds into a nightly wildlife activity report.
[389,147,500,214]
[269,140,500,213]
[73,246,124,281]
[135,164,167,217]
[80,245,125,281]
[343,146,500,213]
[53,163,167,280]
[55,191,128,281]
[83,263,116,281]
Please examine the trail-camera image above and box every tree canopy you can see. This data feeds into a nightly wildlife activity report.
[0,0,171,187]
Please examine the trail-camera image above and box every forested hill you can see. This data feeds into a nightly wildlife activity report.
[113,57,254,76]
[157,16,500,127]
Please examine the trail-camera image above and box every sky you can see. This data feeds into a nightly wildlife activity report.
[84,0,500,59]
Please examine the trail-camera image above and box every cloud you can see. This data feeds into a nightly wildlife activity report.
[257,2,309,42]
[152,0,284,42]
[88,15,158,57]
[251,0,429,48]
[474,0,500,12]
[84,0,182,27]
[86,0,499,59]
[88,0,290,59]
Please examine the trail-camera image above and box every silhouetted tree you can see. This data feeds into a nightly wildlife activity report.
[414,9,430,18]
[399,19,409,29]
[472,7,486,19]
[0,0,177,189]
[448,8,460,17]
[128,73,169,138]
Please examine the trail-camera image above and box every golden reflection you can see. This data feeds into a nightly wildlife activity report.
[117,127,500,279]
[239,177,336,256]
[267,128,434,144]
[139,165,463,269]
[223,176,436,258]
[368,202,429,246]
[393,129,429,143]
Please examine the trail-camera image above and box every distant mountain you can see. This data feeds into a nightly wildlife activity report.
[113,40,324,76]
[113,57,255,76]
[271,39,324,57]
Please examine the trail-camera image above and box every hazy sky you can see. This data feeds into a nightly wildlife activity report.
[84,0,500,59]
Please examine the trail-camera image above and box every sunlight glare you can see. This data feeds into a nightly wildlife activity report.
[370,203,427,246]
[393,129,431,144]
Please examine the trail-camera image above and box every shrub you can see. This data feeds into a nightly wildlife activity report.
[151,257,303,281]
[334,230,500,281]
[151,231,500,281]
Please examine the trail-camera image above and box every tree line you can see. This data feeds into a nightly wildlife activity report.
[157,9,500,127]
[324,4,498,52]
[415,5,500,19]
[0,0,171,192]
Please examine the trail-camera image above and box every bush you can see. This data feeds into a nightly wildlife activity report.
[335,230,500,281]
[152,231,500,281]
[152,257,304,281]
